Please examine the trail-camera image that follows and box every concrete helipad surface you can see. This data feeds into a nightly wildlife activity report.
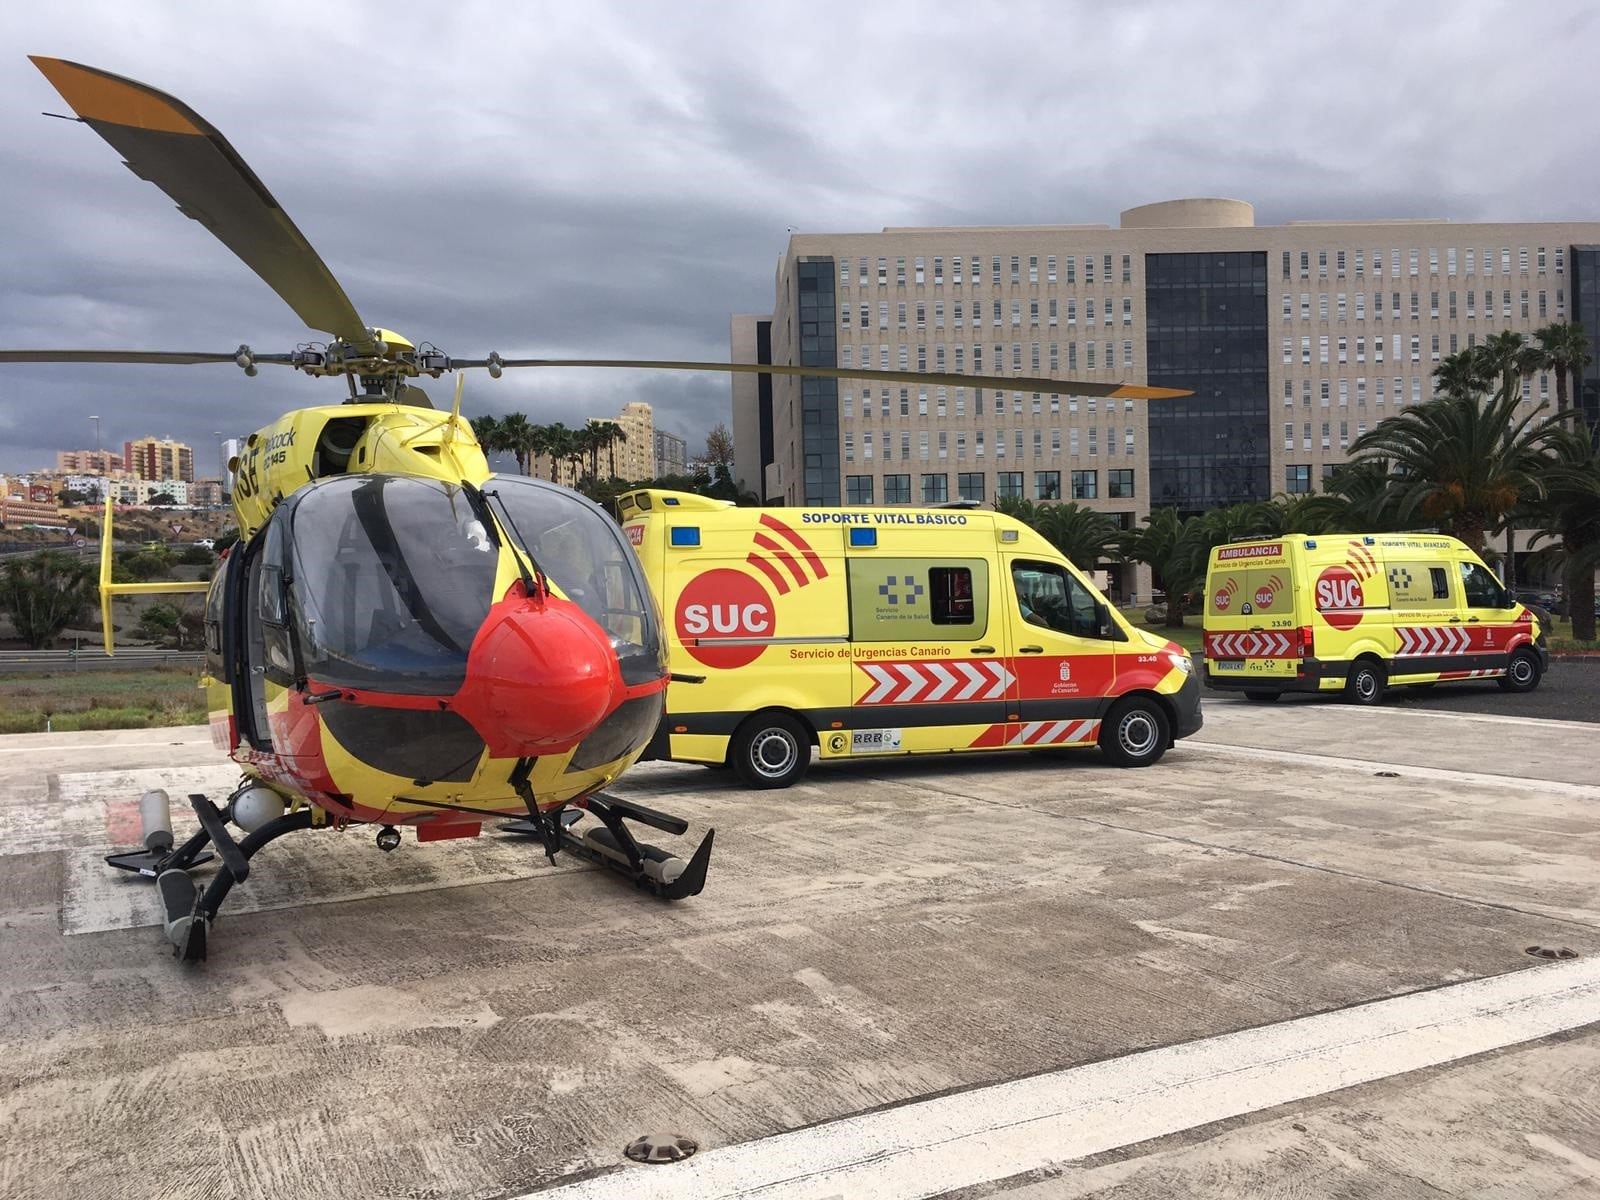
[1,702,1597,1199]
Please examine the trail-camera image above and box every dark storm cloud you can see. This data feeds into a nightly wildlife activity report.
[3,0,1599,472]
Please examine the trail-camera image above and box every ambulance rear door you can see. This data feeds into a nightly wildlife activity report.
[1204,541,1298,684]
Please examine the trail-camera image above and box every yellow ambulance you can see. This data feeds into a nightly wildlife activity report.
[1201,533,1548,705]
[618,490,1202,788]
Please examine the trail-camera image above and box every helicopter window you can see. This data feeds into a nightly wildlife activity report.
[203,557,231,683]
[484,474,665,688]
[285,475,497,695]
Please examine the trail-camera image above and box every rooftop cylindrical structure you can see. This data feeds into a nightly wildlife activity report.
[1120,198,1255,229]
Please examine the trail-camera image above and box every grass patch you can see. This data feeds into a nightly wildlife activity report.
[1545,617,1600,653]
[0,667,206,733]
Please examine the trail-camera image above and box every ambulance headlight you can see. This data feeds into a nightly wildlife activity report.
[1165,651,1193,674]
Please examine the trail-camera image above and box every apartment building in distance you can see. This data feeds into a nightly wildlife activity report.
[736,199,1600,533]
[530,401,655,487]
[123,436,194,483]
[56,449,126,476]
[654,429,688,478]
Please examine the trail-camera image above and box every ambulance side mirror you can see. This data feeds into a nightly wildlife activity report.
[1095,601,1123,641]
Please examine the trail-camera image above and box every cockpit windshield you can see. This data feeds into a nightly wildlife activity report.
[482,474,665,687]
[287,475,497,695]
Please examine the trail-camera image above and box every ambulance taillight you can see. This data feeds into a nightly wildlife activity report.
[1298,625,1315,659]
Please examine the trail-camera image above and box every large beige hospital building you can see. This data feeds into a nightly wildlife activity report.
[732,198,1600,567]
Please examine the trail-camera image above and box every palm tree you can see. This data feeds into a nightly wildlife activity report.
[1525,428,1600,642]
[468,413,500,459]
[1033,503,1122,574]
[579,423,610,483]
[541,423,576,483]
[1120,508,1205,628]
[597,421,627,479]
[1472,332,1545,589]
[1347,386,1559,557]
[1297,459,1406,534]
[495,413,538,476]
[1432,348,1490,402]
[1534,321,1593,428]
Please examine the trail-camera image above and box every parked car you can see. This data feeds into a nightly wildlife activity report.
[1513,588,1562,618]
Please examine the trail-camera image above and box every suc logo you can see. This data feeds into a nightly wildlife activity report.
[674,568,775,669]
[1314,565,1364,630]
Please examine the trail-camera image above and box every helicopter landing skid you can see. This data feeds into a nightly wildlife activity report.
[502,789,714,902]
[105,789,313,962]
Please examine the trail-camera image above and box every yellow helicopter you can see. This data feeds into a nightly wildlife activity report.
[3,56,1189,962]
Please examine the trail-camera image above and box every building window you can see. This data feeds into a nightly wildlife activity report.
[1071,469,1098,499]
[915,257,925,284]
[845,475,874,504]
[1109,468,1134,498]
[958,472,984,502]
[1285,465,1311,494]
[996,471,1023,501]
[921,473,948,503]
[1034,470,1061,500]
[883,473,911,504]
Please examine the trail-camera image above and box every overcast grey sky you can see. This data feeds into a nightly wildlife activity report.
[2,0,1597,475]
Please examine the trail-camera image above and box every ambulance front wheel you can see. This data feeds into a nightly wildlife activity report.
[1099,696,1170,768]
[1498,648,1542,693]
[1345,658,1386,706]
[730,712,811,789]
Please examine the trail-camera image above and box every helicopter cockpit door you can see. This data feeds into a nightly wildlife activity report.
[234,517,294,752]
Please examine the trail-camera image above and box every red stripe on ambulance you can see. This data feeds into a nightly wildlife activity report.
[856,659,1014,705]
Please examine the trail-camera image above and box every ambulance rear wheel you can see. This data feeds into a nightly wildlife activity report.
[731,713,810,789]
[1345,659,1386,706]
[1498,648,1542,693]
[1099,696,1169,768]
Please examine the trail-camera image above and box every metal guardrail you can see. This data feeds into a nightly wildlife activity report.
[0,648,203,669]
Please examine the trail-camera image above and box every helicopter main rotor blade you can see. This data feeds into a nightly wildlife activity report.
[0,349,294,366]
[466,357,1191,400]
[30,56,368,341]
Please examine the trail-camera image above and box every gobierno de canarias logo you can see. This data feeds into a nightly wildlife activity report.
[672,514,826,668]
[1315,541,1378,630]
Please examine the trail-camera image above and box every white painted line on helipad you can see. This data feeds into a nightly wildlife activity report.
[0,738,212,755]
[1186,741,1600,800]
[1338,706,1600,732]
[526,958,1600,1200]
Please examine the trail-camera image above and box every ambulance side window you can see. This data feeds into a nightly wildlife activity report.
[1012,560,1106,639]
[1460,562,1508,609]
[929,567,975,626]
[1430,567,1449,600]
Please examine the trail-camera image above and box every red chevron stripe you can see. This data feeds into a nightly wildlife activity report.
[759,513,829,580]
[753,533,809,589]
[744,551,791,596]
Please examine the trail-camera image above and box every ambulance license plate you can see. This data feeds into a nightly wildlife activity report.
[851,728,902,753]
[1214,660,1245,672]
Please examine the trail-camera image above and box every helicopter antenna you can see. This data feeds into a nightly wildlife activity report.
[444,374,464,444]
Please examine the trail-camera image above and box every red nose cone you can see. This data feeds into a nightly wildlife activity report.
[455,594,620,757]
